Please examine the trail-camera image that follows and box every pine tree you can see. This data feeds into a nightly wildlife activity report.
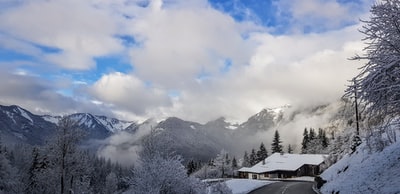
[249,149,257,166]
[320,129,329,148]
[26,147,48,194]
[309,128,316,141]
[231,157,238,169]
[271,130,283,153]
[301,128,309,154]
[0,140,19,193]
[287,144,293,154]
[225,153,231,166]
[105,172,118,194]
[186,160,196,175]
[256,142,268,162]
[214,150,231,178]
[242,151,250,167]
[231,156,238,177]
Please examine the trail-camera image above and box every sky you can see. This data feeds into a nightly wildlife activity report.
[0,0,374,123]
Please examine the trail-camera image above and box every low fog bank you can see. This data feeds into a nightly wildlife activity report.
[228,101,348,156]
[97,100,351,166]
[97,119,157,166]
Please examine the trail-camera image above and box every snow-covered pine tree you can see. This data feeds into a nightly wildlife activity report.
[231,156,238,171]
[301,128,309,154]
[26,146,48,194]
[256,142,268,162]
[0,142,20,193]
[319,128,329,148]
[287,144,293,154]
[242,151,250,167]
[249,148,257,165]
[105,172,118,194]
[187,160,197,175]
[271,130,283,153]
[309,128,316,141]
[214,150,232,178]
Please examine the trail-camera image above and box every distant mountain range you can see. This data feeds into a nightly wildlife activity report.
[0,103,347,162]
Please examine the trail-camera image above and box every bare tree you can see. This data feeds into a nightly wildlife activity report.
[45,117,89,194]
[346,0,400,145]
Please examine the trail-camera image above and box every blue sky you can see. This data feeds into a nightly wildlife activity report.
[0,0,373,122]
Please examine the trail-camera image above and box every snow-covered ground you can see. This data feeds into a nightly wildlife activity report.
[225,179,275,194]
[286,176,315,182]
[321,133,400,194]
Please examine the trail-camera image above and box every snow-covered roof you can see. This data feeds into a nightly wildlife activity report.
[239,153,327,174]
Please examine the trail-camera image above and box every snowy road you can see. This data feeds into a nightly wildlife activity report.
[248,181,315,194]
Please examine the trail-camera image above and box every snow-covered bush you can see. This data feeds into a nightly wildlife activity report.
[127,129,206,194]
[192,165,220,180]
[208,182,232,194]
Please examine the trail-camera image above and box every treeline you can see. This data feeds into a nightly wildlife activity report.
[239,128,331,168]
[0,118,210,194]
[241,130,295,167]
[0,118,130,194]
[301,127,330,154]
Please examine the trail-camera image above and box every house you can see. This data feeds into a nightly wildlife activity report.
[238,153,327,179]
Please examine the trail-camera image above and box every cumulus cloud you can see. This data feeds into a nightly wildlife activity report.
[128,0,255,88]
[0,0,123,70]
[90,72,171,115]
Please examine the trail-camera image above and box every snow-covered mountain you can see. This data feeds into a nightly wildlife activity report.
[0,104,136,144]
[0,105,56,145]
[155,117,223,161]
[43,113,135,133]
[236,105,289,134]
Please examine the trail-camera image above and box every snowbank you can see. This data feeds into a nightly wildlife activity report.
[320,139,400,194]
[225,179,275,194]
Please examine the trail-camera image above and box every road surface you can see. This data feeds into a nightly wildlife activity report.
[248,181,316,194]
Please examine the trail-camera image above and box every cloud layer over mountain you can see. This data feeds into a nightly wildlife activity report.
[0,0,373,123]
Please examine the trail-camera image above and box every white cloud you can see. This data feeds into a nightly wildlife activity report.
[274,0,373,32]
[128,0,255,88]
[147,25,366,123]
[0,0,124,70]
[90,72,171,115]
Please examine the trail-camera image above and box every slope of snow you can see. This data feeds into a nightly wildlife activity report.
[42,115,60,124]
[225,179,275,194]
[4,111,16,124]
[94,115,134,133]
[321,133,400,194]
[17,107,33,123]
[227,125,238,130]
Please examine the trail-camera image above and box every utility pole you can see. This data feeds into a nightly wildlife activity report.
[354,78,360,136]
